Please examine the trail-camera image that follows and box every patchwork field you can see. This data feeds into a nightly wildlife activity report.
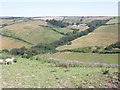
[1,20,63,45]
[57,24,118,50]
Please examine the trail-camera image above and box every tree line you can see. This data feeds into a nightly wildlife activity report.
[46,19,69,28]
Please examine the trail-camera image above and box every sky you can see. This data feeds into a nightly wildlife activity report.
[0,0,119,17]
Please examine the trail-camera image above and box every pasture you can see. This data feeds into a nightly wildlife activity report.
[1,53,119,88]
[53,27,73,34]
[57,24,118,50]
[0,36,31,50]
[37,52,118,64]
[1,20,63,45]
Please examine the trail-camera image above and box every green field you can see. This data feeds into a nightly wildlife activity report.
[1,53,118,88]
[1,19,64,47]
[53,27,73,34]
[37,52,118,64]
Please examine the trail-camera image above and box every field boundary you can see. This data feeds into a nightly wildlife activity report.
[1,34,34,45]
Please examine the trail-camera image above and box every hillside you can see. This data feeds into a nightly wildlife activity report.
[0,16,118,51]
[0,36,31,50]
[1,19,64,47]
[57,20,118,50]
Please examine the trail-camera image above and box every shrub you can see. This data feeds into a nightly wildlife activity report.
[102,69,109,75]
[2,49,9,53]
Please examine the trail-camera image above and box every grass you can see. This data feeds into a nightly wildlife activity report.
[0,36,31,50]
[1,20,63,45]
[106,17,118,24]
[1,54,119,88]
[37,52,118,64]
[0,19,14,25]
[53,27,73,34]
[57,24,118,50]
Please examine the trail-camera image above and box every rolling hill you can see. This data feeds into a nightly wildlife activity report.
[0,16,118,51]
[57,19,118,50]
[0,19,64,49]
[0,36,31,50]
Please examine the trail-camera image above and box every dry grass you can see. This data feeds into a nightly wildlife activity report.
[32,16,64,21]
[57,24,118,50]
[1,20,63,45]
[0,36,31,50]
[106,18,118,24]
[2,20,47,34]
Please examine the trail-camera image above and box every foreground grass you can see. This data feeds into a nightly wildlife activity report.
[2,56,119,88]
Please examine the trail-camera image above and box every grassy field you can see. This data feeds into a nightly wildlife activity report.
[1,20,63,45]
[106,17,118,24]
[0,19,14,25]
[1,54,119,88]
[0,36,31,50]
[37,52,118,64]
[57,24,118,50]
[53,27,73,34]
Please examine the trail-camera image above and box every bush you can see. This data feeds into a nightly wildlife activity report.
[2,49,9,53]
[54,60,80,68]
[102,69,109,75]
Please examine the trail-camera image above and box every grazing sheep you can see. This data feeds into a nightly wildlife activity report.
[0,59,3,64]
[5,58,15,65]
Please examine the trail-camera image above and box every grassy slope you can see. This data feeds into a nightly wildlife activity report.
[1,20,63,45]
[53,27,73,34]
[0,19,14,25]
[37,52,118,64]
[57,24,118,50]
[2,56,118,88]
[0,36,31,50]
[106,18,118,24]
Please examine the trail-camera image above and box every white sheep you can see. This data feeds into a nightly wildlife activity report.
[5,58,15,65]
[0,59,3,64]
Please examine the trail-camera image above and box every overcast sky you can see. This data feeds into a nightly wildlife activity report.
[0,0,119,17]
